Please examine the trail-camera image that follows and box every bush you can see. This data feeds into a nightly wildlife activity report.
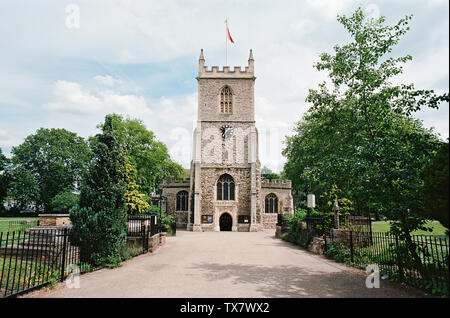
[120,245,142,261]
[145,205,160,214]
[51,191,79,214]
[324,243,351,263]
[281,208,325,246]
[70,115,128,268]
[70,206,127,267]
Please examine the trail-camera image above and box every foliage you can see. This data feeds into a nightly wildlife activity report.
[120,245,143,261]
[10,128,90,213]
[161,210,176,226]
[70,115,128,267]
[0,148,8,201]
[281,208,323,246]
[324,244,351,263]
[282,8,447,238]
[282,8,449,281]
[261,166,280,180]
[146,204,161,214]
[106,114,185,195]
[50,190,79,214]
[421,142,449,229]
[123,153,150,215]
[7,166,40,208]
[323,238,449,296]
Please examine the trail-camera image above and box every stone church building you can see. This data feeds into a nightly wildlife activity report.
[162,49,294,231]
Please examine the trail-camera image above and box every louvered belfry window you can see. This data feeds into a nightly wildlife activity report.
[220,86,233,113]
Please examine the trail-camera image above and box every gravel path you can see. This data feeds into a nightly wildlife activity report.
[25,230,425,298]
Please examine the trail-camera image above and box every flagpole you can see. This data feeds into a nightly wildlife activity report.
[225,19,228,66]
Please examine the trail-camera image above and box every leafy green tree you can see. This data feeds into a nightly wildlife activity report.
[104,114,185,195]
[261,166,280,180]
[123,153,149,215]
[7,166,40,208]
[70,115,128,267]
[0,148,8,201]
[421,142,449,229]
[11,128,90,213]
[50,190,79,214]
[283,8,448,277]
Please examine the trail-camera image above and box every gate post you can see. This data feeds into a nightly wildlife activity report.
[60,228,68,282]
[394,234,404,281]
[349,230,354,263]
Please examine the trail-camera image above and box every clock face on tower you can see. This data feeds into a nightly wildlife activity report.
[220,125,233,139]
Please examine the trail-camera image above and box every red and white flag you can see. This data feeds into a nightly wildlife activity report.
[225,19,234,65]
[227,23,234,44]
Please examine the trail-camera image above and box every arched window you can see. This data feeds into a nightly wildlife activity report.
[265,193,278,213]
[220,86,233,113]
[217,174,235,201]
[176,191,188,211]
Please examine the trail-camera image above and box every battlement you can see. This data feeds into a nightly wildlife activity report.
[261,179,292,189]
[198,49,255,79]
[161,178,190,188]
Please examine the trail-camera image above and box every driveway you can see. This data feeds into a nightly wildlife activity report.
[25,230,424,298]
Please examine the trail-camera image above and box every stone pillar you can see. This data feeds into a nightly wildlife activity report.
[192,124,202,232]
[248,127,259,232]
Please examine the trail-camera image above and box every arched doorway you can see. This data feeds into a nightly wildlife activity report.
[219,213,232,231]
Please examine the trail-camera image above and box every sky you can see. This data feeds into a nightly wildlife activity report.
[0,0,448,172]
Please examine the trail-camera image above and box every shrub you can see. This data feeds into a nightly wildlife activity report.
[51,191,79,214]
[281,208,326,246]
[70,115,128,268]
[324,243,351,263]
[120,245,142,261]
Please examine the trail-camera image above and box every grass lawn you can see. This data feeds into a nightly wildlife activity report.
[0,217,40,234]
[372,220,448,237]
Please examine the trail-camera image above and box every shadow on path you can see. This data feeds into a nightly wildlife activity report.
[188,262,422,298]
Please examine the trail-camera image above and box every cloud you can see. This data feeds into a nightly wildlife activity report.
[0,129,24,155]
[395,47,449,89]
[93,75,123,87]
[43,80,151,117]
[39,78,197,167]
[0,0,448,170]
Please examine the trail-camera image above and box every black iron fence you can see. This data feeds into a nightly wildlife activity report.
[280,216,449,296]
[0,227,92,298]
[127,214,159,237]
[1,215,161,298]
[324,230,449,296]
[306,216,327,237]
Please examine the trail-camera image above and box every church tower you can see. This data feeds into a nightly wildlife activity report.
[161,49,293,232]
[189,49,263,232]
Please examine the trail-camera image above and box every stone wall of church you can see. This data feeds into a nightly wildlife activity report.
[200,121,254,166]
[161,180,190,228]
[260,179,294,229]
[199,167,252,230]
[197,78,255,122]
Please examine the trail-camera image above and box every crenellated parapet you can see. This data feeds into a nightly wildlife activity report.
[161,178,191,188]
[197,49,255,79]
[261,179,292,189]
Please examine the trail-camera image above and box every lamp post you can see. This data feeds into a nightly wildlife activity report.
[332,200,340,229]
[151,194,167,233]
[152,176,167,233]
[303,166,315,215]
